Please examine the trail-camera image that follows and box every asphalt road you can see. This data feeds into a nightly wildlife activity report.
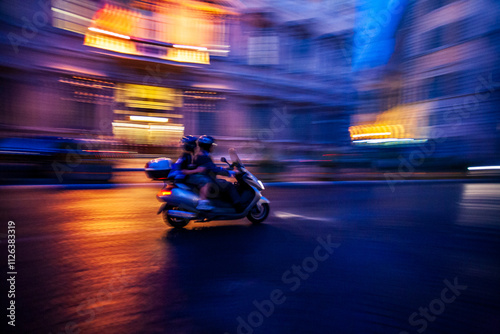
[1,182,500,334]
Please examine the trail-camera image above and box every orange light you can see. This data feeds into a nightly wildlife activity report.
[159,190,172,196]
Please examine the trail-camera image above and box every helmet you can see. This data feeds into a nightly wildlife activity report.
[197,135,216,151]
[181,135,197,152]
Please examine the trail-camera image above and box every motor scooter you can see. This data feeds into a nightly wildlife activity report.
[145,148,270,228]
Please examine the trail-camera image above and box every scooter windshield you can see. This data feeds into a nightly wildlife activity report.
[228,148,243,167]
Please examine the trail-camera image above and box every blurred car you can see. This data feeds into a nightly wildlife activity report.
[0,136,114,182]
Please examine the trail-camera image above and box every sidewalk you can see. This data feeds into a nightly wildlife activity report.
[110,158,499,184]
[1,158,498,187]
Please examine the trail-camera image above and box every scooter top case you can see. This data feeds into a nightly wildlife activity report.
[145,157,172,180]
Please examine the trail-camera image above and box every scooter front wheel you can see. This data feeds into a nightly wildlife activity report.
[162,206,190,228]
[247,203,270,224]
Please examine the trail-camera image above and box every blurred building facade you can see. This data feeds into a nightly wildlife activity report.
[0,0,238,149]
[0,0,356,157]
[351,0,500,167]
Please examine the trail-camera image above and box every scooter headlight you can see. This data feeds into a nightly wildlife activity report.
[257,180,265,190]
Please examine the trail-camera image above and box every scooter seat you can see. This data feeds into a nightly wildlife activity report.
[175,183,191,190]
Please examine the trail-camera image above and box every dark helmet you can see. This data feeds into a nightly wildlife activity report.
[181,135,197,152]
[197,135,216,151]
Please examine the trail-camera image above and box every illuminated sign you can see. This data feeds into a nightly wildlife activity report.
[168,48,210,64]
[85,31,211,64]
[83,1,234,64]
[113,83,184,146]
[115,84,182,111]
[349,104,430,143]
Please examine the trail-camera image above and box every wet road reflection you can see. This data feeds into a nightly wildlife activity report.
[1,182,499,333]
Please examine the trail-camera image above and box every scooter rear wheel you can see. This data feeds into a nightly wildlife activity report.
[162,206,190,228]
[247,203,270,224]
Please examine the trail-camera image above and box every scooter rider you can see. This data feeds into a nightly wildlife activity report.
[182,135,243,211]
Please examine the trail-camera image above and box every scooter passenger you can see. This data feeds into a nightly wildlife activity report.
[168,135,197,183]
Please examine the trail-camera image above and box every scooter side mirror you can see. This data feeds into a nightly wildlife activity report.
[221,157,230,166]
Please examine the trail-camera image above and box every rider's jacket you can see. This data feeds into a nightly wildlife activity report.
[194,149,229,181]
[168,152,193,178]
